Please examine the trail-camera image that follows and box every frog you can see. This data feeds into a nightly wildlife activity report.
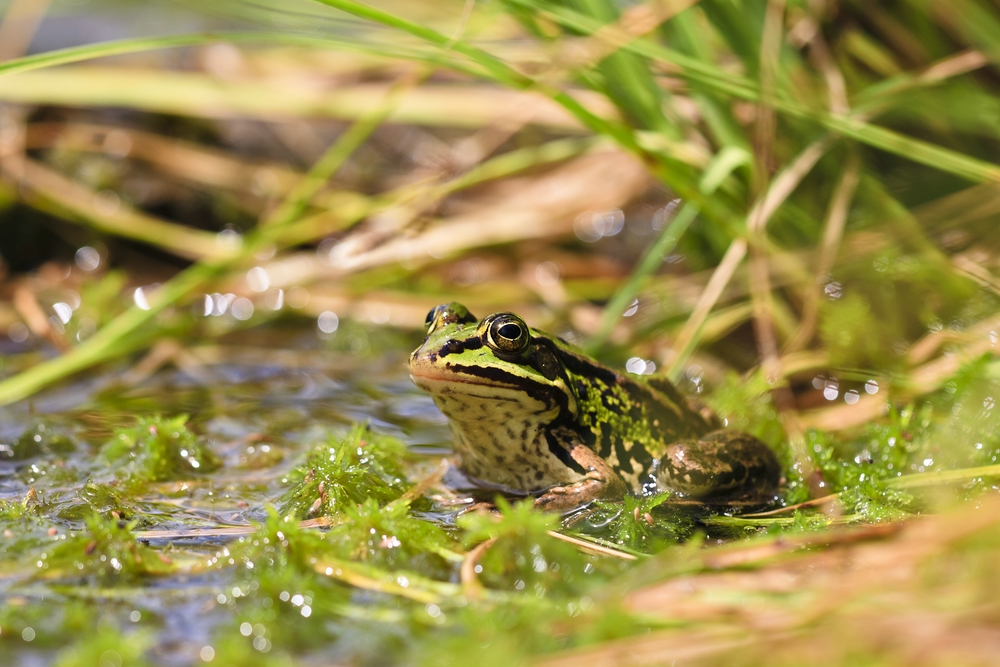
[408,302,781,512]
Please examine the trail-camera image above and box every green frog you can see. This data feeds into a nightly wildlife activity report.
[409,303,780,512]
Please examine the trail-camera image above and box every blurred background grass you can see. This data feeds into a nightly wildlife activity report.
[1,0,1000,664]
[2,0,999,425]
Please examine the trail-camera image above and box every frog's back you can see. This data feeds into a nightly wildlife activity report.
[542,339,714,491]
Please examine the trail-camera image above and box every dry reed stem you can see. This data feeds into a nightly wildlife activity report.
[0,68,617,129]
[23,122,302,197]
[552,0,701,75]
[799,310,1000,430]
[0,0,50,62]
[536,629,759,667]
[460,537,495,599]
[311,150,649,276]
[753,0,785,181]
[545,531,638,561]
[12,282,67,351]
[16,157,223,260]
[541,500,1000,666]
[666,238,748,375]
[785,152,861,353]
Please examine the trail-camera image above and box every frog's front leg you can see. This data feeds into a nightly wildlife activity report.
[534,440,628,512]
[656,430,781,500]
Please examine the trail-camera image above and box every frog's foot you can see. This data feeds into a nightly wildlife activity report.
[534,441,628,512]
[656,430,781,503]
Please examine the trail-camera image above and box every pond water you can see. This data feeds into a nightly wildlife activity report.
[0,326,472,665]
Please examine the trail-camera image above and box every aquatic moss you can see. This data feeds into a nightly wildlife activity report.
[459,499,606,596]
[52,628,153,667]
[278,425,410,519]
[224,510,352,652]
[325,497,458,572]
[103,414,221,482]
[584,492,692,552]
[42,514,174,584]
[1,422,75,461]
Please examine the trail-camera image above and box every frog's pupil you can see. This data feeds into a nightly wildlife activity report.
[498,323,521,340]
[424,308,437,325]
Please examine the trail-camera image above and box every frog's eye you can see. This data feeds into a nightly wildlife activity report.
[424,303,477,335]
[424,305,444,333]
[482,313,530,358]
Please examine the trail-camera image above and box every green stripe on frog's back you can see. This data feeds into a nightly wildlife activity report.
[536,336,714,490]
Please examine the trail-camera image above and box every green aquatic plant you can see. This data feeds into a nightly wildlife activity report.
[103,414,221,482]
[325,497,459,573]
[459,499,608,596]
[278,425,410,519]
[2,422,76,460]
[585,492,691,552]
[51,627,153,667]
[224,510,353,652]
[42,514,174,584]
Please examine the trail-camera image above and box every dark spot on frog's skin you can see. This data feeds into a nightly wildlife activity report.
[436,336,484,359]
[614,439,633,474]
[535,470,545,480]
[597,422,613,458]
[445,363,565,410]
[545,431,587,475]
[438,339,464,357]
[506,426,516,440]
[629,443,653,476]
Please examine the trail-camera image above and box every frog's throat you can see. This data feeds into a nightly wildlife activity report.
[411,373,584,490]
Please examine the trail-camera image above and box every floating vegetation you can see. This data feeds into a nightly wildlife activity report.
[103,415,221,482]
[278,425,411,519]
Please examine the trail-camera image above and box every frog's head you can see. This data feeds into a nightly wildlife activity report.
[408,303,577,422]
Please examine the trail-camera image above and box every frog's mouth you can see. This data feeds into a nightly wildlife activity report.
[409,364,558,405]
[409,367,521,396]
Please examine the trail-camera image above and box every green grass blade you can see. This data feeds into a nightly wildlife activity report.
[586,202,699,353]
[506,0,1000,184]
[0,31,491,81]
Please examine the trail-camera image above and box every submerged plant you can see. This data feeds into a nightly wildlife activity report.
[43,514,173,584]
[459,499,607,596]
[103,415,221,482]
[325,497,459,572]
[278,425,411,519]
[584,492,692,552]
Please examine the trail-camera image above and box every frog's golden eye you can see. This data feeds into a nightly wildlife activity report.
[482,313,530,358]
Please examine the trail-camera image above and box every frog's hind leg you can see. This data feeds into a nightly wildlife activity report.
[656,430,781,502]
